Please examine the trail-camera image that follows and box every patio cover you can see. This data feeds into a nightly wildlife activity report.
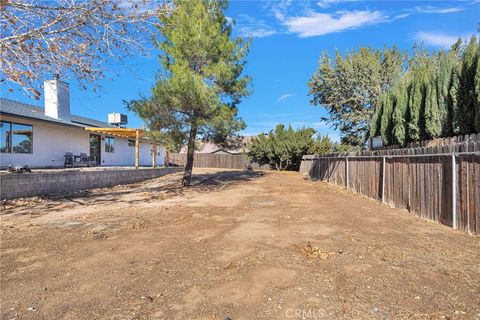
[84,128,156,168]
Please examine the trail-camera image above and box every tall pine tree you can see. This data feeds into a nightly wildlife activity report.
[128,0,251,186]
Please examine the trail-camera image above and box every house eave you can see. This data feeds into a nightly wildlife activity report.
[0,111,82,129]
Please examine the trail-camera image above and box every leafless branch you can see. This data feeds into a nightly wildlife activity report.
[0,0,167,98]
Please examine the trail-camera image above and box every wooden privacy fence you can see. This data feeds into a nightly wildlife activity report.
[378,133,480,150]
[168,153,270,170]
[300,145,480,234]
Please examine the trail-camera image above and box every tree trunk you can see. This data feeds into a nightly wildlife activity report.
[182,122,198,186]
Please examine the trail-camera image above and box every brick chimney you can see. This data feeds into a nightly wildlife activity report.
[44,75,70,120]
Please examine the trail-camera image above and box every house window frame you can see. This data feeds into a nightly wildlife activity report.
[0,120,12,153]
[1,120,33,154]
[105,136,115,153]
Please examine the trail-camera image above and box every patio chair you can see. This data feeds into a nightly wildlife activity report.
[80,153,96,167]
[64,152,74,168]
[80,153,88,163]
[88,155,97,166]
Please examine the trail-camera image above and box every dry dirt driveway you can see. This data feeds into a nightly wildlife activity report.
[1,169,479,320]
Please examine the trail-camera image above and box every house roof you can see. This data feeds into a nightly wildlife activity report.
[0,98,115,128]
[179,136,255,154]
[71,114,114,128]
[180,142,225,154]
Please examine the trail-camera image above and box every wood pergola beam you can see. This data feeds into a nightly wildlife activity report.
[85,127,156,169]
[135,129,140,169]
[84,127,145,139]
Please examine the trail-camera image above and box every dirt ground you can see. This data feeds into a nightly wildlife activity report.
[1,169,479,320]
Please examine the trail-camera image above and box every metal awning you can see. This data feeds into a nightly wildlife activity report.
[84,127,157,169]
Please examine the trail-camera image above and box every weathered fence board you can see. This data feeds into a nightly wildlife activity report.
[168,153,270,170]
[300,141,480,234]
[378,133,480,150]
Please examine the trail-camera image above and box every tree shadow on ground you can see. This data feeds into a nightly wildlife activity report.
[1,170,265,218]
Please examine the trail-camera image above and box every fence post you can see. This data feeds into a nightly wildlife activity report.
[327,157,330,183]
[345,156,349,190]
[317,157,320,180]
[452,153,457,229]
[381,156,386,203]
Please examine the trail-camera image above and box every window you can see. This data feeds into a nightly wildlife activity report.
[1,121,32,154]
[128,140,135,147]
[1,121,11,153]
[105,136,115,153]
[12,123,33,153]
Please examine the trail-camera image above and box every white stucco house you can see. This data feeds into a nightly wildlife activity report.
[0,78,164,168]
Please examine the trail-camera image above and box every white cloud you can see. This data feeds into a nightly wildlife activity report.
[416,32,476,48]
[393,12,412,20]
[388,5,466,22]
[263,1,469,39]
[283,10,386,37]
[242,28,277,38]
[415,6,464,14]
[269,0,294,21]
[415,32,463,48]
[278,93,294,102]
[317,0,346,8]
[234,14,277,38]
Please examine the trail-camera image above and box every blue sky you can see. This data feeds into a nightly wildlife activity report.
[3,0,480,141]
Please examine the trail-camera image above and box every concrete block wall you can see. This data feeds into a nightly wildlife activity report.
[0,167,183,200]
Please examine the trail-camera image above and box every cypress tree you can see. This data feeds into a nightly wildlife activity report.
[425,77,441,138]
[370,94,384,138]
[367,36,480,146]
[380,92,394,144]
[407,72,423,142]
[436,50,454,136]
[406,47,431,141]
[457,36,479,134]
[449,66,461,135]
[392,78,409,145]
[474,54,480,132]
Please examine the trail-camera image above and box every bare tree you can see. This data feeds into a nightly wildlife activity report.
[0,0,164,98]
